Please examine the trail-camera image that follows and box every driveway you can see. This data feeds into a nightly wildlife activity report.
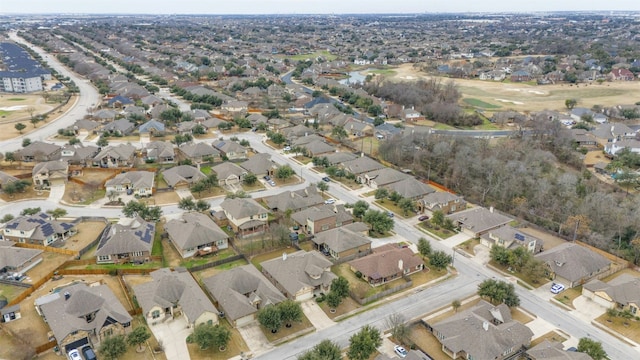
[48,183,66,203]
[149,317,191,360]
[175,188,193,199]
[441,232,472,248]
[237,322,273,357]
[572,295,607,322]
[300,300,334,331]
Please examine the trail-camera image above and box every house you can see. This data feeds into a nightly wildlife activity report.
[582,274,640,314]
[95,217,155,264]
[570,108,595,122]
[480,226,543,253]
[385,177,435,200]
[361,167,410,189]
[323,151,358,165]
[35,282,132,352]
[100,119,135,136]
[92,109,117,122]
[93,144,136,168]
[341,156,386,176]
[107,95,134,108]
[138,119,165,136]
[447,207,513,237]
[403,107,423,122]
[605,139,640,156]
[1,212,75,246]
[609,68,635,81]
[263,185,324,212]
[177,142,221,164]
[348,244,423,286]
[161,165,206,189]
[569,129,597,147]
[0,240,43,275]
[344,119,373,138]
[311,226,371,261]
[144,141,175,164]
[60,144,99,166]
[417,192,466,215]
[535,243,611,288]
[211,162,247,185]
[526,340,593,360]
[260,250,337,301]
[427,300,533,360]
[220,197,269,235]
[32,160,68,189]
[239,153,278,178]
[165,212,228,258]
[591,123,636,145]
[212,139,249,160]
[0,171,18,190]
[202,264,286,327]
[511,70,531,82]
[1,304,21,323]
[14,141,61,162]
[133,268,218,327]
[300,140,336,157]
[290,204,354,235]
[105,171,154,197]
[221,100,248,116]
[69,119,100,136]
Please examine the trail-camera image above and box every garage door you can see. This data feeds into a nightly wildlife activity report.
[64,337,89,353]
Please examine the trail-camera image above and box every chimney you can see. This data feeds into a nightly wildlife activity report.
[64,292,71,301]
[489,206,494,213]
[282,252,287,261]
[398,259,404,271]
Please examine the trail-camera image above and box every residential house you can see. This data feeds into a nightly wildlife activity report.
[0,240,43,274]
[403,107,423,122]
[374,123,402,140]
[300,140,336,157]
[344,119,373,138]
[526,340,593,360]
[165,212,228,258]
[291,134,326,147]
[144,141,175,164]
[220,197,269,236]
[161,165,206,189]
[246,113,269,127]
[95,217,155,264]
[570,108,595,122]
[384,177,435,200]
[605,139,640,156]
[93,109,117,122]
[311,226,371,261]
[323,152,358,165]
[138,119,165,136]
[15,141,61,162]
[263,185,324,213]
[0,171,18,190]
[69,119,100,136]
[35,282,132,352]
[93,144,136,168]
[446,207,513,237]
[341,156,386,176]
[212,139,249,160]
[608,68,635,81]
[1,305,21,323]
[535,243,611,288]
[281,124,315,141]
[260,250,337,301]
[60,144,99,166]
[105,171,154,197]
[582,274,640,314]
[133,268,218,327]
[107,95,133,108]
[427,300,533,360]
[417,192,466,215]
[569,129,598,147]
[221,100,248,116]
[32,160,68,189]
[348,244,423,286]
[511,70,531,82]
[480,226,543,253]
[211,162,247,185]
[361,167,410,188]
[100,119,135,136]
[591,123,636,146]
[291,204,353,235]
[177,142,221,164]
[202,264,286,327]
[239,153,278,178]
[1,212,75,246]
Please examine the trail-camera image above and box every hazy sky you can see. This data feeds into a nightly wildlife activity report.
[2,0,640,14]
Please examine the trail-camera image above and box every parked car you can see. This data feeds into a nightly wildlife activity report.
[386,211,395,218]
[263,175,271,181]
[322,176,331,182]
[68,349,82,360]
[550,283,565,294]
[283,146,291,151]
[394,345,408,358]
[324,199,336,204]
[81,346,97,360]
[418,215,429,221]
[268,180,276,186]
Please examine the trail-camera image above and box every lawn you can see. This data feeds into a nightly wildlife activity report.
[187,320,248,360]
[373,200,411,219]
[319,295,361,319]
[63,182,105,205]
[0,181,48,202]
[0,283,25,302]
[595,312,640,343]
[530,331,567,347]
[242,181,265,192]
[79,262,163,270]
[489,260,548,289]
[192,258,249,281]
[261,313,315,343]
[7,98,26,101]
[200,166,212,175]
[190,186,226,200]
[179,248,238,269]
[462,98,502,109]
[553,286,583,309]
[286,50,337,61]
[330,176,362,190]
[457,238,480,255]
[418,222,456,240]
[407,323,455,360]
[367,68,397,76]
[249,247,299,271]
[360,137,380,157]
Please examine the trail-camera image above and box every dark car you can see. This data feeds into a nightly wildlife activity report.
[418,215,429,221]
[322,176,331,182]
[81,346,97,360]
[386,211,394,218]
[264,175,271,181]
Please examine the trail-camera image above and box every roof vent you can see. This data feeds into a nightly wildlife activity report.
[482,321,489,331]
[64,292,70,301]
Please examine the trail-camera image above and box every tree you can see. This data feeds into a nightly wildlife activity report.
[257,305,282,333]
[269,132,286,145]
[331,125,348,142]
[352,200,369,219]
[398,198,415,216]
[21,138,31,147]
[326,291,342,309]
[178,197,196,211]
[4,151,15,164]
[565,98,578,110]
[97,136,109,147]
[210,324,231,350]
[1,214,14,223]
[389,191,403,204]
[30,116,40,128]
[191,323,215,350]
[363,209,394,234]
[347,325,382,360]
[276,165,295,182]
[316,181,329,194]
[68,137,81,145]
[279,299,303,328]
[417,237,432,257]
[374,188,388,201]
[577,337,607,360]
[243,173,257,186]
[127,326,151,352]
[429,250,452,270]
[477,279,520,307]
[195,199,211,212]
[46,208,67,220]
[431,210,445,227]
[98,335,127,360]
[20,207,41,216]
[330,276,350,299]
[14,122,26,134]
[298,339,342,360]
[451,299,461,313]
[385,313,409,345]
[122,200,162,221]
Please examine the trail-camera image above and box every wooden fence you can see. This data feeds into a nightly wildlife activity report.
[349,278,413,305]
[7,270,55,306]
[189,254,246,272]
[14,242,79,256]
[35,341,57,354]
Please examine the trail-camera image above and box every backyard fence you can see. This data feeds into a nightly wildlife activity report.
[189,254,246,272]
[349,278,413,305]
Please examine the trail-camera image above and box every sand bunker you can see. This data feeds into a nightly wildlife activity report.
[528,90,545,95]
[0,105,27,111]
[495,99,525,105]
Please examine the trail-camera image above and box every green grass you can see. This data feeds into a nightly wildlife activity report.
[418,222,456,239]
[7,98,26,101]
[179,248,237,268]
[80,189,106,205]
[463,98,501,109]
[201,166,212,175]
[84,261,163,270]
[286,50,337,61]
[475,117,500,130]
[0,110,11,117]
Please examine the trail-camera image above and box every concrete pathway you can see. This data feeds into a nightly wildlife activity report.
[175,188,193,200]
[572,295,607,322]
[47,183,66,203]
[441,232,472,248]
[300,299,335,331]
[237,322,273,357]
[149,317,191,360]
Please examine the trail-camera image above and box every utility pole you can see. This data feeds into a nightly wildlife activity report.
[572,219,580,243]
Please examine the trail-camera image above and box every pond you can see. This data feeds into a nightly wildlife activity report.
[339,68,376,85]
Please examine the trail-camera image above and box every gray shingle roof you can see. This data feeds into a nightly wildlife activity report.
[105,171,154,189]
[221,198,267,220]
[178,142,220,158]
[447,207,513,234]
[364,167,410,187]
[385,177,434,199]
[583,274,640,307]
[264,186,324,212]
[2,212,74,241]
[161,165,206,187]
[96,217,154,257]
[260,250,336,297]
[342,156,386,174]
[536,243,611,284]
[165,213,228,252]
[93,143,136,162]
[312,227,371,254]
[348,246,422,280]
[527,340,593,360]
[0,242,42,270]
[212,162,247,179]
[240,153,277,175]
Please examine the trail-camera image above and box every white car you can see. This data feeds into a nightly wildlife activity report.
[550,283,565,294]
[394,345,408,358]
[68,349,82,360]
[283,146,291,151]
[324,198,336,204]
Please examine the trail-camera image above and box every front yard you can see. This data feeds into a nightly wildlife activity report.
[187,320,249,360]
[553,286,582,309]
[595,313,640,343]
[418,221,456,239]
[260,312,314,343]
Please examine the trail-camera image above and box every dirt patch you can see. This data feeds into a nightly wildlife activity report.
[0,93,76,141]
[60,221,107,252]
[584,150,609,167]
[24,252,72,282]
[123,274,154,288]
[518,226,566,250]
[63,182,105,205]
[0,180,48,202]
[151,191,180,205]
[161,236,183,268]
